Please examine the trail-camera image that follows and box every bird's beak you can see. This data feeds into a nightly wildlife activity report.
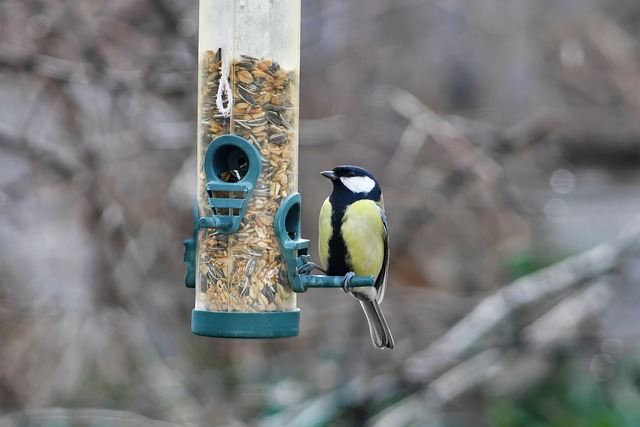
[321,170,338,181]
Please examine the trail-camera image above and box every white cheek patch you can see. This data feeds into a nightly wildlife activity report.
[340,176,376,193]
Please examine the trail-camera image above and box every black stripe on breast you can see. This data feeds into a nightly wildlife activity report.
[326,198,350,276]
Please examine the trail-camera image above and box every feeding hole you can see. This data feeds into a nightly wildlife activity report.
[206,142,254,217]
[211,145,250,183]
[284,200,300,241]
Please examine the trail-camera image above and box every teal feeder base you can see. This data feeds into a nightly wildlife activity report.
[191,309,300,338]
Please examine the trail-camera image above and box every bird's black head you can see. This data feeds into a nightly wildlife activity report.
[321,165,382,202]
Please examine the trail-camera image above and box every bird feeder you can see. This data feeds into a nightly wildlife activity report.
[183,0,374,339]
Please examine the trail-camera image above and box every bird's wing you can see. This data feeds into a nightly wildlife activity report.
[376,204,389,303]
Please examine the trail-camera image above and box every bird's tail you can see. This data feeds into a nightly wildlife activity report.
[359,299,395,349]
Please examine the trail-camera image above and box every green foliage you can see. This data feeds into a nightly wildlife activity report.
[488,352,640,427]
[507,250,563,279]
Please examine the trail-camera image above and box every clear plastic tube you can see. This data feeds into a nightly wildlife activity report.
[196,0,300,314]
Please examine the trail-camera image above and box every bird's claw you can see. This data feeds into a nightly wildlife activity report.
[297,262,317,275]
[342,272,356,293]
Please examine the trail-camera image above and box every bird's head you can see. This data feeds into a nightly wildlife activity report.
[321,165,382,201]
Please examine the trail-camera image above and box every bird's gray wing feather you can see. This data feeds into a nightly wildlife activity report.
[375,205,389,303]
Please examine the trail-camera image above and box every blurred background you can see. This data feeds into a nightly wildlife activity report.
[2,0,640,426]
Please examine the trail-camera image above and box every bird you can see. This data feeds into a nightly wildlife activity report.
[317,165,395,349]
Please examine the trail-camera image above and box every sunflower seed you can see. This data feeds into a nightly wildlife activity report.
[243,116,268,127]
[238,82,260,95]
[237,86,256,106]
[269,134,288,145]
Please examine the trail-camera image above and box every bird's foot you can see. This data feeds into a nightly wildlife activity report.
[297,261,326,275]
[342,271,356,293]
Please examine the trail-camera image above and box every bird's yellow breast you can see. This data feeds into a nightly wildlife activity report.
[341,200,385,278]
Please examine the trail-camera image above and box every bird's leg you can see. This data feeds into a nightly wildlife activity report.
[342,271,356,293]
[296,261,327,275]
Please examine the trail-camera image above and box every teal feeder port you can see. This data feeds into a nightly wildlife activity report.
[199,134,262,235]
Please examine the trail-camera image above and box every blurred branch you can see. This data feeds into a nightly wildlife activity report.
[0,44,138,92]
[523,278,615,348]
[147,0,182,33]
[0,124,83,180]
[0,45,84,82]
[404,213,640,380]
[371,349,505,427]
[370,279,614,426]
[123,318,201,425]
[383,86,503,184]
[0,408,183,427]
[260,209,640,426]
[258,376,366,427]
[300,115,349,146]
[373,86,558,247]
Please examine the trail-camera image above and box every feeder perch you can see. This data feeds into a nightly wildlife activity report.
[273,193,375,293]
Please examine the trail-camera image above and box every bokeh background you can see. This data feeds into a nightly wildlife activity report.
[2,0,640,426]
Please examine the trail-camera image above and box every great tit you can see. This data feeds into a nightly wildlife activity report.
[318,165,395,349]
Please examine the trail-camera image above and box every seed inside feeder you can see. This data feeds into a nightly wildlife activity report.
[197,49,298,313]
